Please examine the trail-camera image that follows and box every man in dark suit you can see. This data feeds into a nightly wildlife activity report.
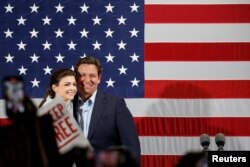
[73,56,141,164]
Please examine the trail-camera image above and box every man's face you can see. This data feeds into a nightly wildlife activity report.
[76,64,101,99]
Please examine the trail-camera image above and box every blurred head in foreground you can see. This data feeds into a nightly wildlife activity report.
[96,146,138,167]
[175,151,207,167]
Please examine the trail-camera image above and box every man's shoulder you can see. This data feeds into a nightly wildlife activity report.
[99,90,123,101]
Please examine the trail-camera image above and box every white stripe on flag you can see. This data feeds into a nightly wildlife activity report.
[145,24,250,42]
[145,62,250,80]
[126,99,250,117]
[2,99,250,118]
[145,0,250,4]
[140,136,250,155]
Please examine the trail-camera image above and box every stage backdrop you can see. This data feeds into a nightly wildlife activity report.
[1,0,250,167]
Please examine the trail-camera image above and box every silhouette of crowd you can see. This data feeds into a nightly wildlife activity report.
[0,95,138,167]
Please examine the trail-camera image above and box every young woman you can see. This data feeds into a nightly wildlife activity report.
[38,68,77,115]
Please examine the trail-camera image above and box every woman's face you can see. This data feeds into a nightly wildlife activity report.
[52,76,77,101]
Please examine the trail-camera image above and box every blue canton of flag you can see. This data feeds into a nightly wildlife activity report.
[0,0,144,98]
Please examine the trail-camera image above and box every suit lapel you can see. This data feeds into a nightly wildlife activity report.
[87,90,106,140]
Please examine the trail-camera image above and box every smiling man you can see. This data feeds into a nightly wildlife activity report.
[73,56,140,166]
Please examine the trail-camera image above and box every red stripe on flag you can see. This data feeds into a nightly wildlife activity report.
[134,117,250,136]
[145,80,250,98]
[141,155,181,167]
[145,43,250,61]
[0,118,12,127]
[145,5,250,23]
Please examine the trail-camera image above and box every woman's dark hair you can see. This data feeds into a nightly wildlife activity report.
[74,56,102,76]
[38,68,76,108]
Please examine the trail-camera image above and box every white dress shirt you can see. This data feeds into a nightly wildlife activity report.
[77,90,97,138]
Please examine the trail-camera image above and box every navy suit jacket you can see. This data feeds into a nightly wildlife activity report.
[73,89,141,160]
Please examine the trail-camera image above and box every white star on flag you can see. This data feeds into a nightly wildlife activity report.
[92,41,102,50]
[105,3,114,13]
[31,78,40,88]
[67,41,77,50]
[5,3,14,13]
[42,16,52,25]
[30,3,39,13]
[67,16,77,25]
[4,29,14,38]
[80,3,89,13]
[17,41,27,50]
[130,77,140,87]
[55,3,64,13]
[105,53,115,62]
[117,15,126,25]
[29,29,39,38]
[80,53,87,58]
[106,78,115,87]
[55,53,65,63]
[54,28,64,38]
[18,65,28,75]
[79,28,89,38]
[118,65,128,75]
[130,3,139,12]
[5,54,14,63]
[42,41,52,50]
[104,28,114,38]
[17,16,26,25]
[43,65,53,75]
[30,53,39,63]
[117,40,127,50]
[129,28,139,37]
[130,53,140,62]
[92,16,102,25]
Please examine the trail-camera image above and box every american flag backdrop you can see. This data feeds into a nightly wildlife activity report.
[1,0,250,167]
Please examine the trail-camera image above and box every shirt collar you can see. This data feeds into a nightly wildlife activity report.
[78,89,97,105]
